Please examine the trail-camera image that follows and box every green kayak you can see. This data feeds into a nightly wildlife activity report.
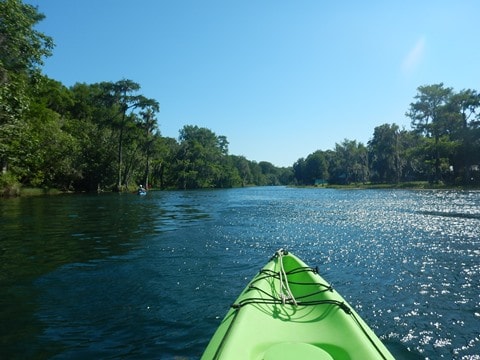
[201,249,395,360]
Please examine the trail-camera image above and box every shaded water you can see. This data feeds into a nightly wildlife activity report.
[0,187,479,359]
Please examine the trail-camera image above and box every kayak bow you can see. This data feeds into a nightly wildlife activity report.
[201,249,394,360]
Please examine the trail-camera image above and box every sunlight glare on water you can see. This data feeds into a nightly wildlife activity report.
[198,188,480,359]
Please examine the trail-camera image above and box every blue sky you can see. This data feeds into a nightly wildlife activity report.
[26,1,480,167]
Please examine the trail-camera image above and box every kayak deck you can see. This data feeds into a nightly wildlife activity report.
[201,249,394,360]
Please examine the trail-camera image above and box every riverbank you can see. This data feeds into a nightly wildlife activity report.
[3,181,480,198]
[1,186,69,198]
[1,184,144,198]
[303,181,479,190]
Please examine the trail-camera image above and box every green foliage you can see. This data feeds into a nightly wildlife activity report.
[0,171,20,196]
[293,83,480,187]
[406,83,457,183]
[0,0,53,174]
[368,124,403,183]
[0,0,53,72]
[293,152,328,185]
[11,76,81,189]
[328,140,368,184]
[94,79,160,191]
[170,125,270,189]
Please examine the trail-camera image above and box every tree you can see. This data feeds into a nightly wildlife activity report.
[294,152,328,185]
[0,0,53,174]
[406,83,454,183]
[277,167,294,185]
[230,155,252,186]
[258,161,281,185]
[151,136,179,189]
[69,82,117,191]
[138,108,159,188]
[368,124,403,183]
[329,140,368,184]
[18,76,79,189]
[304,151,328,185]
[97,79,159,190]
[248,161,266,185]
[448,89,480,184]
[293,158,306,185]
[175,126,228,189]
[216,155,242,188]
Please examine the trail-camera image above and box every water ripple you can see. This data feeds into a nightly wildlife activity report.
[1,188,479,359]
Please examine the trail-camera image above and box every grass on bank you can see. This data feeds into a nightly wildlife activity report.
[321,181,476,190]
[20,187,65,196]
[1,172,69,197]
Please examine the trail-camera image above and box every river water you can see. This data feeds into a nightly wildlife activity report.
[0,187,479,359]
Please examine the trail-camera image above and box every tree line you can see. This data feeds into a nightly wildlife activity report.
[1,1,479,195]
[0,0,291,194]
[294,84,480,187]
[1,74,292,192]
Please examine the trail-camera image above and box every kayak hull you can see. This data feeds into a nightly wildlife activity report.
[201,250,394,360]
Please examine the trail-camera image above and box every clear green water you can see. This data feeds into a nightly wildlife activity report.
[1,187,479,359]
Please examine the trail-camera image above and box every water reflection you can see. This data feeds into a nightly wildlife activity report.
[0,193,158,357]
[1,194,153,283]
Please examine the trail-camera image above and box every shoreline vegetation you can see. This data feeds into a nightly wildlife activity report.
[319,181,480,190]
[5,181,480,199]
[1,1,480,198]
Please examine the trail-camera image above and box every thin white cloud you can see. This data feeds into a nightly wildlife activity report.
[402,36,426,74]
